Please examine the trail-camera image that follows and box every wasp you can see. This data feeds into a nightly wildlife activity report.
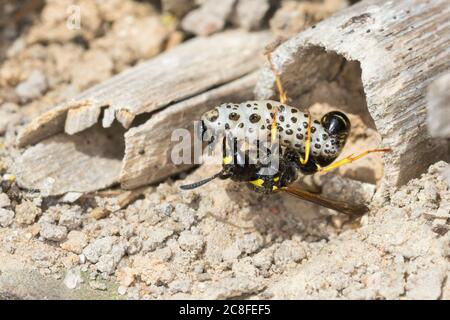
[180,48,391,215]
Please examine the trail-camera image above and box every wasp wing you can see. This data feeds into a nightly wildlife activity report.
[281,186,369,216]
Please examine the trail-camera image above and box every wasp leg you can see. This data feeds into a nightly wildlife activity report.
[299,110,312,165]
[265,50,288,104]
[317,148,392,173]
[263,51,282,146]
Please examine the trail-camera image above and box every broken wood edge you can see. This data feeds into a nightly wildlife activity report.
[255,0,450,189]
[13,123,125,196]
[16,100,91,147]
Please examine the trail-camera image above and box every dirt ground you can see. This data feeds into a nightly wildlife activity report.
[0,0,449,300]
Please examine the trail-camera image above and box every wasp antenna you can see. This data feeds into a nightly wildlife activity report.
[180,171,223,190]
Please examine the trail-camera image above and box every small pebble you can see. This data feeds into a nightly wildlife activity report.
[0,208,15,227]
[117,285,127,295]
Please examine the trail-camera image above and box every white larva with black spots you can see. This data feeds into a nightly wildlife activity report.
[201,100,342,160]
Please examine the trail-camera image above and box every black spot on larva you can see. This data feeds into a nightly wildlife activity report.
[279,115,285,122]
[266,103,273,110]
[291,109,298,113]
[238,123,244,128]
[296,133,304,140]
[246,104,252,108]
[279,105,285,111]
[311,126,316,133]
[326,144,330,148]
[225,123,230,130]
[266,118,271,124]
[291,117,297,123]
[295,143,301,148]
[286,124,291,128]
[139,149,145,155]
[260,125,265,130]
[315,143,321,149]
[249,114,261,123]
[270,113,274,118]
[322,134,328,140]
[277,126,284,132]
[229,112,240,121]
[313,151,319,156]
[284,139,290,144]
[304,113,309,117]
[206,109,219,122]
[303,122,308,128]
[253,107,258,111]
[226,105,231,109]
[285,129,293,135]
[254,103,258,106]
[314,120,320,124]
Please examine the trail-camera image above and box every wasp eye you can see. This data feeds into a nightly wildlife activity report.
[321,111,350,136]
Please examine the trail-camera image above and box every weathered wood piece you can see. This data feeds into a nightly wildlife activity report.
[14,124,125,195]
[120,72,258,189]
[15,31,270,195]
[255,0,450,187]
[17,30,271,146]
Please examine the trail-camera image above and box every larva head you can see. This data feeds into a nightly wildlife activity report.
[199,108,221,142]
[321,111,351,138]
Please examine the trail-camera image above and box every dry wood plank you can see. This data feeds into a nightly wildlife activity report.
[255,0,450,188]
[120,72,259,189]
[13,31,271,195]
[13,124,125,195]
[17,30,271,147]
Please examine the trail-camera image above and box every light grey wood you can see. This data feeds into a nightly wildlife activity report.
[255,0,450,188]
[13,124,125,195]
[17,30,271,146]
